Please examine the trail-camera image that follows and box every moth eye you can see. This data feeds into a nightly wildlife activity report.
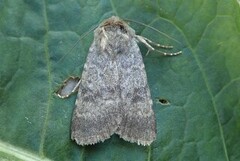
[119,25,124,30]
[117,25,127,33]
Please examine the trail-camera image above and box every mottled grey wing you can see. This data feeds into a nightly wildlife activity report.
[115,40,156,146]
[71,42,121,145]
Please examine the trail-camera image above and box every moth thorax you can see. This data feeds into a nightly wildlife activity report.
[103,30,131,55]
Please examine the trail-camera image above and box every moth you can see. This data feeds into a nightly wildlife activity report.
[56,16,181,146]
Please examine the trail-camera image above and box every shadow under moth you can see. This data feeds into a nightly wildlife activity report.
[56,16,181,146]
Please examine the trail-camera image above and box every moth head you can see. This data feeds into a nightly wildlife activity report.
[101,16,126,30]
[94,16,135,52]
[95,16,135,36]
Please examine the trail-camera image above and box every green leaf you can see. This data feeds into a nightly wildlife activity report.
[0,0,240,161]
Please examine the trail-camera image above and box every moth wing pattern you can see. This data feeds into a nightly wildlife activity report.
[115,40,156,146]
[71,41,121,145]
[71,16,156,146]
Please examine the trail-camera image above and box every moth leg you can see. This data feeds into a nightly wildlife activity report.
[99,27,109,50]
[135,35,154,53]
[140,36,173,49]
[55,77,81,98]
[135,35,182,56]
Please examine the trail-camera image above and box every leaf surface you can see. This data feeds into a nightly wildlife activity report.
[0,0,240,161]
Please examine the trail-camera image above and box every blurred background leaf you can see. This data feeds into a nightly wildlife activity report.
[0,0,240,161]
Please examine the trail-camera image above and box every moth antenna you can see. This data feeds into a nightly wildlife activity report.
[56,24,98,64]
[126,18,182,56]
[123,18,182,45]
